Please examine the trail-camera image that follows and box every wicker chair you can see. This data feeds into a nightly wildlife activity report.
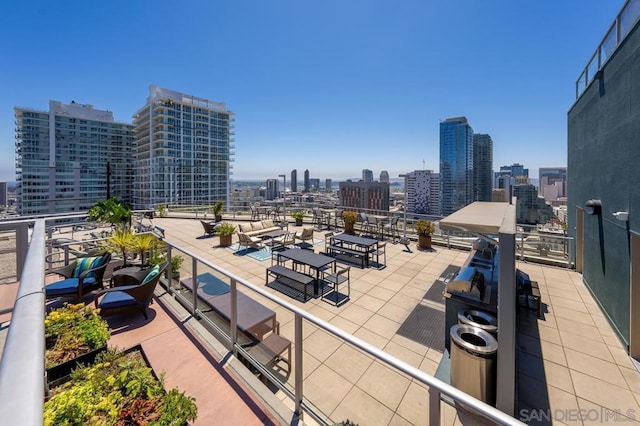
[45,252,112,300]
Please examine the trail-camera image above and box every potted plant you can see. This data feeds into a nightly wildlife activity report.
[100,227,135,267]
[291,211,305,226]
[170,254,184,280]
[130,233,159,267]
[212,200,225,222]
[216,222,236,247]
[342,211,358,234]
[414,219,435,249]
[45,303,111,382]
[157,204,165,218]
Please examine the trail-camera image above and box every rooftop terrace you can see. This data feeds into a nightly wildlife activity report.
[1,213,638,425]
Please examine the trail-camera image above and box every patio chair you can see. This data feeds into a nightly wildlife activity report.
[322,265,351,306]
[237,232,264,250]
[312,208,322,229]
[295,227,314,249]
[45,252,112,300]
[200,220,217,236]
[250,205,259,221]
[272,232,295,251]
[95,262,168,319]
[383,217,400,242]
[271,205,282,222]
[370,242,387,269]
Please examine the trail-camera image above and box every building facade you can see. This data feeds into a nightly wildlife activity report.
[304,169,310,192]
[325,179,332,191]
[339,181,390,212]
[379,171,389,183]
[265,179,278,200]
[440,116,474,215]
[513,184,553,225]
[568,8,640,356]
[132,85,234,209]
[473,133,493,202]
[309,178,320,192]
[291,169,297,192]
[406,170,440,216]
[539,167,567,201]
[15,100,135,215]
[362,169,374,182]
[0,182,6,207]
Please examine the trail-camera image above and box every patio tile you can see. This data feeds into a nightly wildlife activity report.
[394,382,430,425]
[353,327,390,351]
[303,329,342,362]
[570,370,640,416]
[378,303,412,324]
[305,364,354,418]
[331,385,395,426]
[390,334,429,357]
[362,313,400,340]
[620,366,640,394]
[356,361,411,411]
[519,351,574,393]
[340,304,375,326]
[324,343,374,384]
[564,348,627,388]
[559,331,613,363]
[383,340,424,368]
[356,294,387,313]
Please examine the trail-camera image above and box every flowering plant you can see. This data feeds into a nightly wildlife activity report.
[45,303,111,368]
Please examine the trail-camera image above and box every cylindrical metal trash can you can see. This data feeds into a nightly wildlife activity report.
[457,309,498,337]
[450,324,498,406]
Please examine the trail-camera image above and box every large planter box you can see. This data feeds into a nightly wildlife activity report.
[46,345,108,386]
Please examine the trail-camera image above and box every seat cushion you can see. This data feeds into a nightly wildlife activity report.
[99,291,136,310]
[262,219,274,228]
[45,278,79,297]
[238,223,253,233]
[252,221,264,231]
[141,265,161,285]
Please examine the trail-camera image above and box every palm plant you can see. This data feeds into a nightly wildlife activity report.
[88,198,132,229]
[130,233,159,266]
[100,228,135,267]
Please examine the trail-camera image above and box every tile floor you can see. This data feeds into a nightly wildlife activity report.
[32,216,640,425]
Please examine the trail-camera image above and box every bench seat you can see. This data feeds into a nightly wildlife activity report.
[327,245,367,268]
[266,265,314,300]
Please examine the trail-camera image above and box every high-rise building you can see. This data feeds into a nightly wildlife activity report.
[265,179,278,200]
[15,100,135,215]
[291,169,297,192]
[492,189,507,202]
[406,170,440,216]
[132,85,234,209]
[362,169,374,182]
[513,184,553,225]
[0,182,7,207]
[309,178,320,191]
[568,4,640,355]
[473,134,493,202]
[539,167,567,201]
[440,116,473,215]
[304,169,310,192]
[380,171,389,183]
[325,179,332,191]
[339,181,389,211]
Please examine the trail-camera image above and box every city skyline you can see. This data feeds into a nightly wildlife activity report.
[0,1,623,181]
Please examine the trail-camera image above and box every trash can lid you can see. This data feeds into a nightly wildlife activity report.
[450,324,498,356]
[457,309,498,333]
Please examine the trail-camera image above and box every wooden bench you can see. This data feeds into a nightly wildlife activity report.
[245,333,292,383]
[327,244,367,268]
[266,265,314,300]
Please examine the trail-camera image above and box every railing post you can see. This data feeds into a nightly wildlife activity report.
[15,223,29,281]
[230,278,238,355]
[294,312,303,418]
[63,245,70,266]
[520,233,524,261]
[429,386,441,426]
[192,257,198,314]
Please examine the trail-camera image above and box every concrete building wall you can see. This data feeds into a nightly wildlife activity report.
[568,17,640,346]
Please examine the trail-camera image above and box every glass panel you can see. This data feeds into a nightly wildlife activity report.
[586,54,599,84]
[600,24,617,64]
[576,70,587,96]
[620,0,640,39]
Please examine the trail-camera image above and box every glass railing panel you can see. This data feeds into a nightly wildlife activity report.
[586,54,598,85]
[169,247,195,309]
[620,0,640,40]
[0,229,16,284]
[600,24,618,64]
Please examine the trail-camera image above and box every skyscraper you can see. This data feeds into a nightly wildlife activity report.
[291,169,297,192]
[380,171,389,183]
[132,85,234,209]
[304,169,310,192]
[473,134,493,202]
[406,170,440,216]
[0,182,7,207]
[440,116,473,215]
[325,179,332,191]
[362,169,374,182]
[15,100,135,215]
[265,179,278,200]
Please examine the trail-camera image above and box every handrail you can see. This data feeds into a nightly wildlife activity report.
[163,239,524,425]
[576,0,640,98]
[0,219,45,425]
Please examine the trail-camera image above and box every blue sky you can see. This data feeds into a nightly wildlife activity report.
[0,0,624,181]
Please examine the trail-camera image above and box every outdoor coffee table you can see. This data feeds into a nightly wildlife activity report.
[276,249,335,295]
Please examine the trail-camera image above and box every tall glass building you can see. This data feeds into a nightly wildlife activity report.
[132,86,234,209]
[439,116,473,215]
[15,101,135,215]
[473,133,493,202]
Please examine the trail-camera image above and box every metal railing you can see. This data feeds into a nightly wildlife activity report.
[161,238,524,425]
[0,219,45,425]
[576,0,640,98]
